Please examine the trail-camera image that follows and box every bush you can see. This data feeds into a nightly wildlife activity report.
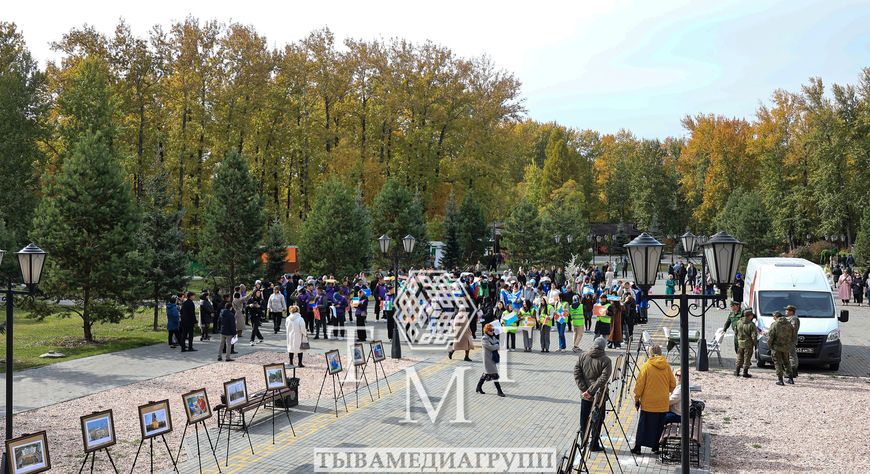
[793,246,814,262]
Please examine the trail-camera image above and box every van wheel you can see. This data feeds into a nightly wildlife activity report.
[829,362,840,371]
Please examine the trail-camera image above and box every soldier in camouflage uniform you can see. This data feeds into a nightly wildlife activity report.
[785,304,800,378]
[767,311,794,386]
[721,300,743,353]
[734,309,758,378]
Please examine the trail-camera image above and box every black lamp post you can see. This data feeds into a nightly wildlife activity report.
[680,231,716,371]
[2,243,47,474]
[379,234,415,359]
[626,232,742,473]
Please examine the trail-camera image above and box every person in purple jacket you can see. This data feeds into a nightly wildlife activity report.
[355,289,369,341]
[375,280,387,321]
[297,283,314,335]
[332,291,349,338]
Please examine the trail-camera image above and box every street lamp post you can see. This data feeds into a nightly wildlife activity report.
[2,243,48,474]
[626,232,742,473]
[680,231,716,371]
[379,234,415,359]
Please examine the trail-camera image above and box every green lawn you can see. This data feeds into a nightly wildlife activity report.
[0,307,168,371]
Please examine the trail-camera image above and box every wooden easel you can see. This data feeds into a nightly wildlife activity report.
[344,358,375,408]
[78,448,118,474]
[314,369,349,417]
[369,349,392,398]
[128,434,177,474]
[174,420,221,473]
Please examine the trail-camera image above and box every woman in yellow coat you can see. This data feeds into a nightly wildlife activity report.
[631,345,676,454]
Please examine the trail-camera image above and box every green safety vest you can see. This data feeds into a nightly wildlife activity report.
[597,304,612,324]
[538,305,554,327]
[569,305,584,326]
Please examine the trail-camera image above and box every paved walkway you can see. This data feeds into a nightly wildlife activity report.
[3,273,869,473]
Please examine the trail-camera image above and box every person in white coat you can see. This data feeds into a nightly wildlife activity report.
[286,305,309,367]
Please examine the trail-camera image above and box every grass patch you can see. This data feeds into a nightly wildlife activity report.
[0,308,168,370]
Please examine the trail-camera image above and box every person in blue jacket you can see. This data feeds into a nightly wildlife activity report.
[166,296,181,349]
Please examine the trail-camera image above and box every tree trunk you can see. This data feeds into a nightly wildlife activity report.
[82,286,93,343]
[324,95,331,153]
[153,282,160,331]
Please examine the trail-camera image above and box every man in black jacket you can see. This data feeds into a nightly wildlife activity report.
[179,291,198,352]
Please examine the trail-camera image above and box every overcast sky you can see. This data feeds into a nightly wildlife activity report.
[7,0,869,138]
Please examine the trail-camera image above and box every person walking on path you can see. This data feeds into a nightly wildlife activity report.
[785,305,800,378]
[554,301,568,352]
[166,296,180,349]
[268,286,287,334]
[247,289,265,345]
[664,274,676,307]
[581,292,595,333]
[631,345,676,455]
[734,309,758,378]
[231,291,245,354]
[569,296,585,351]
[476,323,505,397]
[179,291,198,352]
[199,292,214,341]
[838,272,852,304]
[448,313,474,361]
[286,305,308,367]
[313,285,330,340]
[217,303,237,362]
[573,336,612,452]
[722,300,743,353]
[851,273,865,305]
[768,311,794,386]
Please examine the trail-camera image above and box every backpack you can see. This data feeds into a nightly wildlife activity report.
[688,400,705,419]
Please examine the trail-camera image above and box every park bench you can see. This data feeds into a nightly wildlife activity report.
[658,412,703,467]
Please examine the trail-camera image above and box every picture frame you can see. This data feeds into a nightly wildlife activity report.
[370,340,386,362]
[80,409,116,453]
[181,388,212,424]
[224,378,249,409]
[325,349,343,375]
[138,400,173,440]
[263,363,288,391]
[352,343,366,366]
[5,431,50,474]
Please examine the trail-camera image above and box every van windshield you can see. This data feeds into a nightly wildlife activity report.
[758,291,834,318]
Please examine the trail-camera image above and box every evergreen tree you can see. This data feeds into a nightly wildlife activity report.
[141,174,189,330]
[714,189,773,258]
[265,219,287,283]
[0,23,47,250]
[458,193,487,267]
[371,178,429,268]
[441,195,461,270]
[299,178,371,276]
[539,180,589,266]
[502,198,542,267]
[200,152,265,287]
[32,131,142,342]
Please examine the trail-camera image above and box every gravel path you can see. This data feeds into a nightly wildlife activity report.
[0,351,417,473]
[694,369,870,473]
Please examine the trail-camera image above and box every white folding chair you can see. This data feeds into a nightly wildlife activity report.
[707,328,725,366]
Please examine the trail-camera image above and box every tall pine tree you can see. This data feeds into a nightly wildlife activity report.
[141,173,189,330]
[502,198,542,267]
[32,131,142,342]
[458,193,487,267]
[441,195,461,270]
[299,178,371,276]
[265,219,287,283]
[371,178,429,268]
[200,152,265,287]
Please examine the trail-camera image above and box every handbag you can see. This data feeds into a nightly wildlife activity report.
[300,340,311,350]
[491,350,500,364]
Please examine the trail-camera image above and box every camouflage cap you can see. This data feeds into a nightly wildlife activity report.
[730,300,740,306]
[773,311,783,317]
[784,305,797,312]
[742,309,754,316]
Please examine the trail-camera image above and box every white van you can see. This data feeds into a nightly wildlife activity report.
[743,257,848,371]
